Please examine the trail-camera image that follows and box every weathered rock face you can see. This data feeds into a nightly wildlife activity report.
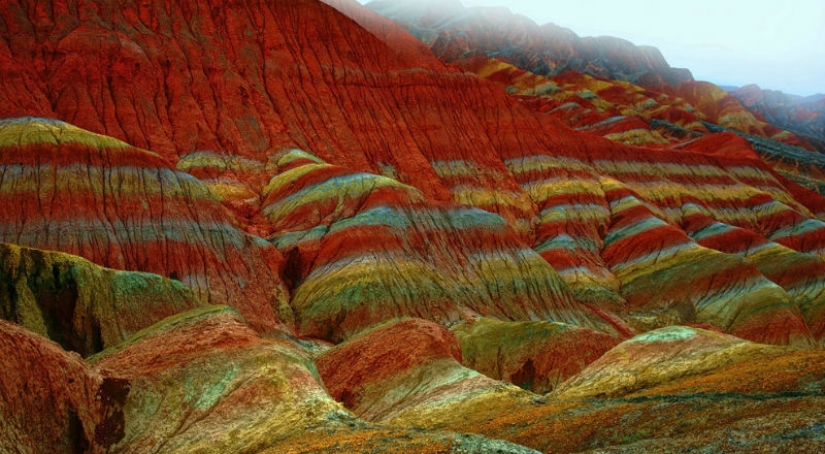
[0,242,204,356]
[1,0,822,350]
[0,118,288,334]
[0,0,538,229]
[0,320,106,454]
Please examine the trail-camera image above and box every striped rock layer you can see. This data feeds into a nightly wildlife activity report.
[1,1,825,452]
[1,0,824,345]
[0,118,288,334]
[266,150,624,342]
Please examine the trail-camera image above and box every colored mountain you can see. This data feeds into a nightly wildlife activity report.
[366,0,693,88]
[1,0,825,452]
[0,118,289,335]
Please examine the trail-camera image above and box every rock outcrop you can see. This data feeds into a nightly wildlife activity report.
[0,242,204,356]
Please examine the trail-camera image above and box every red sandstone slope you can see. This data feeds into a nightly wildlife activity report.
[0,118,289,334]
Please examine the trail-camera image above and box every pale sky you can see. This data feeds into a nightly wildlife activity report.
[362,0,825,96]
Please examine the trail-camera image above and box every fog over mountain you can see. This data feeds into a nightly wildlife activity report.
[361,0,825,96]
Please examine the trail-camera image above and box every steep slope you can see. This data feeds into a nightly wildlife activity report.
[0,0,538,230]
[2,0,824,343]
[0,118,289,334]
[0,242,204,356]
[0,320,108,453]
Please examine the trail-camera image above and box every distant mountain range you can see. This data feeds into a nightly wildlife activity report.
[368,0,825,149]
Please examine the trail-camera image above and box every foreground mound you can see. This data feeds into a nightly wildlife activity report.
[368,326,825,452]
[1,309,540,453]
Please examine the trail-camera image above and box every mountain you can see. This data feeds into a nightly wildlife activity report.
[731,84,825,147]
[1,0,825,452]
[363,0,825,192]
[366,0,694,88]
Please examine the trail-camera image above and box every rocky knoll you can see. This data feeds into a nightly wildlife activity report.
[0,242,204,356]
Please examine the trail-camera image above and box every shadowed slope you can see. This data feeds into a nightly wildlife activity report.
[0,320,107,454]
[0,242,204,356]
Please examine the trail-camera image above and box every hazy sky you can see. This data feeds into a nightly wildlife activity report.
[363,0,825,96]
